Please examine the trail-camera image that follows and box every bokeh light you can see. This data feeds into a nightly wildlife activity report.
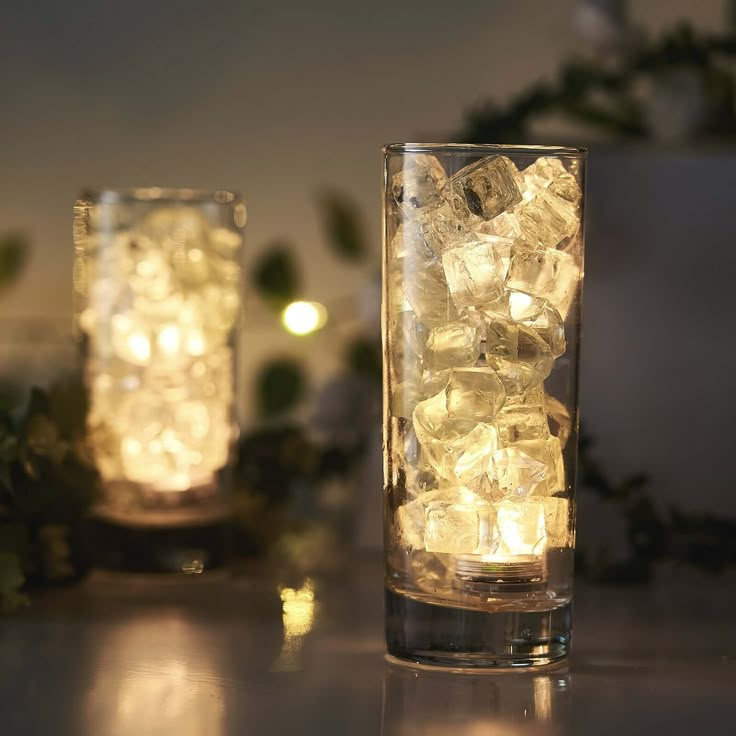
[282,301,327,336]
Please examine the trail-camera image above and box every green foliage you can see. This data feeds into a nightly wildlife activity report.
[0,379,100,612]
[0,553,28,613]
[345,336,382,385]
[319,191,368,263]
[255,359,307,418]
[0,232,29,292]
[457,24,736,143]
[577,430,736,583]
[252,243,299,309]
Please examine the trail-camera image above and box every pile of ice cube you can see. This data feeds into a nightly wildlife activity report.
[387,153,581,563]
[76,207,241,492]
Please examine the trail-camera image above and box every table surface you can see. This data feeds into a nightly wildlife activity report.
[1,554,734,736]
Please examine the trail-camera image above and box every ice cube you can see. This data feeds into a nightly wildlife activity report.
[441,238,507,308]
[413,391,498,483]
[522,157,582,205]
[489,447,549,501]
[415,203,478,256]
[390,377,421,419]
[386,312,415,393]
[483,314,518,359]
[509,436,565,495]
[396,495,428,550]
[483,289,545,323]
[544,394,572,448]
[445,367,506,422]
[494,500,547,556]
[135,206,210,249]
[408,550,455,594]
[420,366,452,397]
[387,312,427,404]
[171,242,213,288]
[516,189,579,249]
[477,211,522,240]
[395,254,457,328]
[424,320,480,371]
[543,497,571,547]
[447,155,523,221]
[484,318,553,395]
[453,422,501,486]
[390,220,436,262]
[521,302,566,358]
[495,390,550,444]
[506,246,581,320]
[391,154,447,211]
[111,313,152,366]
[424,487,493,554]
[129,247,174,301]
[210,227,242,255]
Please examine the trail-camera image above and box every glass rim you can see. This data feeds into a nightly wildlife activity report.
[78,187,244,206]
[383,142,587,157]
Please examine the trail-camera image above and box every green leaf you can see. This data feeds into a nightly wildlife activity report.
[47,375,88,440]
[0,233,29,292]
[0,552,28,613]
[0,413,17,494]
[319,192,367,263]
[252,243,299,309]
[255,359,307,418]
[345,336,382,385]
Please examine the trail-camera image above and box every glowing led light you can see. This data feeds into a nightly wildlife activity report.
[78,199,243,497]
[122,437,142,457]
[282,301,327,336]
[508,289,535,318]
[496,500,546,556]
[127,331,151,364]
[186,329,206,356]
[157,325,181,356]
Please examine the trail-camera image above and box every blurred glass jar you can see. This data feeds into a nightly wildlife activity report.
[73,188,246,571]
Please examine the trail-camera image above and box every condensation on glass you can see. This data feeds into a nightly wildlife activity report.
[73,188,245,528]
[382,144,585,667]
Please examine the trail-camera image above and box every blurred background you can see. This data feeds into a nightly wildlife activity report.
[1,0,736,600]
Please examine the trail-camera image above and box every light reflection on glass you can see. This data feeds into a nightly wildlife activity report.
[271,579,317,672]
[533,675,552,721]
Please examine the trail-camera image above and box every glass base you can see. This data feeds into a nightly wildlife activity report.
[385,587,571,669]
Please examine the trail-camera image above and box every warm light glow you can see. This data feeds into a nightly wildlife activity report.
[533,676,552,721]
[496,501,546,556]
[507,290,535,319]
[271,580,316,672]
[157,325,181,356]
[127,330,151,364]
[78,203,241,495]
[86,615,224,735]
[282,301,327,335]
[186,328,206,356]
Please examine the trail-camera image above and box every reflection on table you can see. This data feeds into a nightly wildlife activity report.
[382,661,570,735]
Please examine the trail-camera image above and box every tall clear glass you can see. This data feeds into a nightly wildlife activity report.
[382,144,585,667]
[73,188,246,571]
